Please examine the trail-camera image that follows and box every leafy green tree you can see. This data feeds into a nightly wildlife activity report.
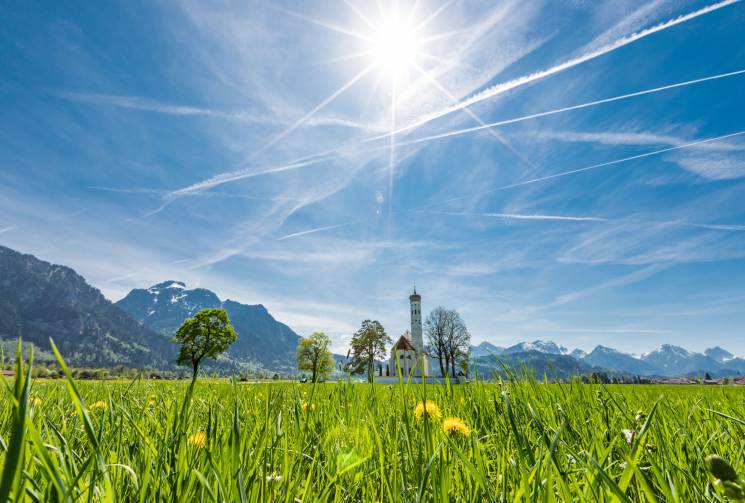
[349,320,390,382]
[172,308,237,378]
[296,331,335,383]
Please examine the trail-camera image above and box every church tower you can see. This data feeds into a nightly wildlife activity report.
[389,286,429,378]
[410,287,423,352]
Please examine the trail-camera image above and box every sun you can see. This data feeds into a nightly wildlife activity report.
[369,12,423,82]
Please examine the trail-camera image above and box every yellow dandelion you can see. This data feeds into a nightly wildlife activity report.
[90,400,108,412]
[31,397,43,407]
[187,431,207,449]
[442,417,470,437]
[301,401,316,412]
[414,400,442,420]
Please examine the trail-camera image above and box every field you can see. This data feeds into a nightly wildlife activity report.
[2,361,745,501]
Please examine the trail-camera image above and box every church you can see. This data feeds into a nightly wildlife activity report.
[389,288,430,377]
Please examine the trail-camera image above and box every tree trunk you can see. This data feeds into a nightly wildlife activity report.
[437,349,446,378]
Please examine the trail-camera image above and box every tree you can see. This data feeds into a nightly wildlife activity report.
[349,320,390,382]
[173,308,237,378]
[425,307,470,377]
[296,331,335,383]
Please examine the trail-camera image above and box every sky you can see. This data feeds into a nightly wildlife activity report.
[1,0,745,356]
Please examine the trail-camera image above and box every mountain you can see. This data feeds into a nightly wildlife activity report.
[117,281,301,370]
[705,346,734,363]
[570,348,587,360]
[469,341,504,359]
[582,345,657,375]
[0,245,172,367]
[468,339,745,378]
[502,340,569,355]
[472,351,593,380]
[640,345,723,376]
[116,281,221,334]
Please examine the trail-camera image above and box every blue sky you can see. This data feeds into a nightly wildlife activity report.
[2,0,745,355]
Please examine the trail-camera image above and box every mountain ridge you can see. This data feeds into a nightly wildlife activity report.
[469,339,745,377]
[0,244,173,367]
[116,281,301,370]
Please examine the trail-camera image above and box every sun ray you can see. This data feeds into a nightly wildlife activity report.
[413,64,543,175]
[416,0,456,32]
[271,5,372,42]
[311,50,374,67]
[343,0,377,31]
[387,77,397,240]
[253,64,375,157]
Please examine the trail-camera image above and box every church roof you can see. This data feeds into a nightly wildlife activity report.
[392,335,416,351]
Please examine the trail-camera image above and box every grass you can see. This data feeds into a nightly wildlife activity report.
[2,349,745,501]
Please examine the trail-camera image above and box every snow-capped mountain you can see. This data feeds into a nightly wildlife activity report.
[470,338,745,377]
[570,349,587,359]
[469,341,505,358]
[117,281,301,369]
[640,344,721,375]
[502,340,569,355]
[582,345,657,375]
[118,281,222,334]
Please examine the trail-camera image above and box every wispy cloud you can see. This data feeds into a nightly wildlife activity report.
[417,129,745,209]
[534,128,745,180]
[669,150,745,180]
[551,264,667,306]
[532,327,674,335]
[55,91,381,132]
[532,129,743,150]
[0,226,15,234]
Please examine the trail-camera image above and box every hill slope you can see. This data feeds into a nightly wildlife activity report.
[0,245,171,367]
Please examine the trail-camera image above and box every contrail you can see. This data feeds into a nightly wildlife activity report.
[395,68,745,147]
[371,0,742,139]
[171,155,339,196]
[417,210,608,222]
[253,64,375,157]
[416,210,745,232]
[278,220,361,240]
[417,129,745,208]
[166,68,745,198]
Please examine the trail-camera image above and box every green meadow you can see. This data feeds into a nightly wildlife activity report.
[2,360,745,501]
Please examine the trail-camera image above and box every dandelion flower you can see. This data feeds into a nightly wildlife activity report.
[301,401,315,412]
[90,400,108,412]
[414,400,442,420]
[442,417,470,437]
[31,397,43,407]
[187,431,207,449]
